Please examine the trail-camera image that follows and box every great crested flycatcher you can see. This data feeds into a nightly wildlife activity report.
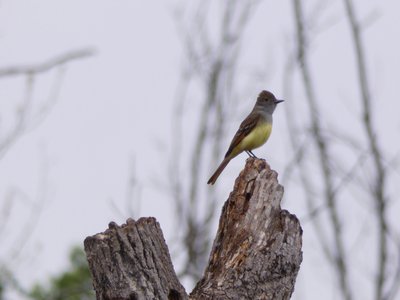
[207,90,283,185]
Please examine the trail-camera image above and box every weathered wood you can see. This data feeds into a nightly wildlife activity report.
[190,158,302,299]
[84,218,187,300]
[84,158,302,300]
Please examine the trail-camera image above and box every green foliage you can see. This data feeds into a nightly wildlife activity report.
[29,247,95,300]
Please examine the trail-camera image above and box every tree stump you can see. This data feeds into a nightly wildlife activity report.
[84,158,303,300]
[84,218,186,300]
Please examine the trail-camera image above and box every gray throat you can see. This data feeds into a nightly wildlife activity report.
[253,105,273,123]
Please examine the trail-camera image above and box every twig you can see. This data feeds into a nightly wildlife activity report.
[0,48,95,159]
[0,48,95,78]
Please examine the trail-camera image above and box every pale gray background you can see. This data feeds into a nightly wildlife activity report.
[0,0,399,299]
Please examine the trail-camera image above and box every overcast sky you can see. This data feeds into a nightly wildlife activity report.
[1,0,400,299]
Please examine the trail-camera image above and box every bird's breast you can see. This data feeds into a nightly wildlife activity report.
[239,120,272,151]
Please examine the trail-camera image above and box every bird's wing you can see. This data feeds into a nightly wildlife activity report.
[225,113,259,158]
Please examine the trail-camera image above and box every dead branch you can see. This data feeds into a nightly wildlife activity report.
[0,48,95,78]
[84,159,302,300]
[343,0,389,298]
[190,159,302,299]
[291,0,352,299]
[0,48,95,159]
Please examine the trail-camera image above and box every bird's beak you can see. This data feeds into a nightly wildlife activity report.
[275,99,284,104]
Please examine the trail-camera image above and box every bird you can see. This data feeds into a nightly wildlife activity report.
[207,90,283,185]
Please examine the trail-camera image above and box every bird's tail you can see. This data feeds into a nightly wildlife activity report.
[207,157,231,185]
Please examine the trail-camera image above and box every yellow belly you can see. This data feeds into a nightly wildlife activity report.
[232,121,272,157]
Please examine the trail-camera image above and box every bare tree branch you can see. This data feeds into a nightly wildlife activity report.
[281,52,333,263]
[0,47,95,297]
[0,48,95,78]
[0,48,95,159]
[343,1,389,299]
[292,1,352,299]
[0,74,35,158]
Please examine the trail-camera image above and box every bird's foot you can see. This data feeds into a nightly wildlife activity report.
[246,150,258,158]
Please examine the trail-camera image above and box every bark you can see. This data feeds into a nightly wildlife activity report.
[190,158,302,299]
[84,158,302,300]
[84,218,187,300]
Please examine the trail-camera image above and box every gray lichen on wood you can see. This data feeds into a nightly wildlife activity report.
[84,158,302,300]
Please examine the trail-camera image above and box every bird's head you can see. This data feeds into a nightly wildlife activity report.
[257,90,284,113]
